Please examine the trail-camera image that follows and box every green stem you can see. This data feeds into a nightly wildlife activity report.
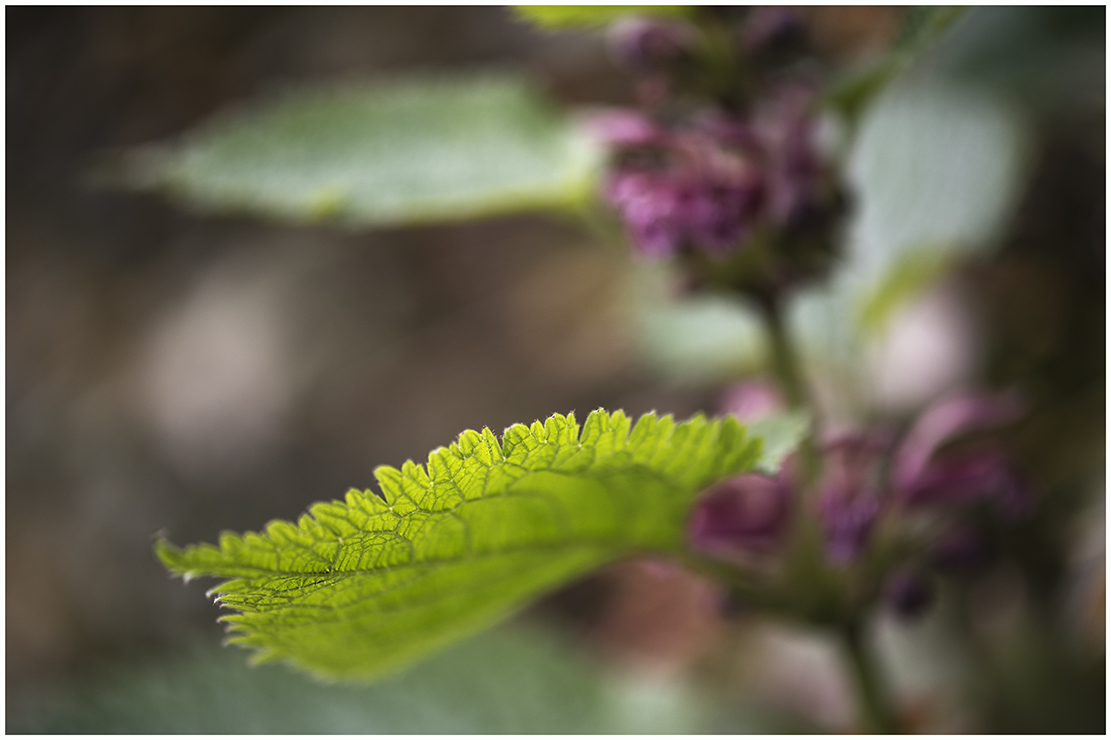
[758,293,822,486]
[843,622,898,734]
[762,296,808,410]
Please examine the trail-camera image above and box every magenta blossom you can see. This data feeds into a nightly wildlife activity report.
[605,166,763,257]
[606,16,694,73]
[689,473,791,557]
[740,6,807,56]
[754,85,827,227]
[893,391,1029,516]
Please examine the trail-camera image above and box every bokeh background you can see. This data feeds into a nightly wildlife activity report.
[6,6,1105,732]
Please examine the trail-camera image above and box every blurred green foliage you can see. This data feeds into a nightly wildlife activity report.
[514,5,693,30]
[8,627,685,733]
[119,74,601,227]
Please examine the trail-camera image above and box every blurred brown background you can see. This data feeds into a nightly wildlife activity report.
[6,6,1104,733]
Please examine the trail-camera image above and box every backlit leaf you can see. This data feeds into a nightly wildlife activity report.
[156,409,798,681]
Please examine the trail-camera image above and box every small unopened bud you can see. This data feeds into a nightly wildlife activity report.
[740,7,807,56]
[607,17,694,73]
[690,473,790,556]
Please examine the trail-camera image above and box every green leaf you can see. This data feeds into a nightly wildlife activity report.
[157,409,791,681]
[825,6,969,125]
[119,74,602,228]
[747,411,810,475]
[855,246,953,336]
[513,5,692,29]
[632,263,767,383]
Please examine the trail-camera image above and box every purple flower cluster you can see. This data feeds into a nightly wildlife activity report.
[606,168,763,257]
[607,16,694,73]
[592,89,828,259]
[688,387,1031,594]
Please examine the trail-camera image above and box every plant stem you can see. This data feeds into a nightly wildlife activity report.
[761,294,808,410]
[843,622,898,734]
[758,292,823,486]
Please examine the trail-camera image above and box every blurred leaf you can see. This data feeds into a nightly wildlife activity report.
[8,628,670,733]
[633,264,766,383]
[119,74,601,227]
[845,81,1028,289]
[826,6,969,125]
[157,409,795,681]
[855,246,953,336]
[514,5,692,29]
[782,80,1028,406]
[10,625,801,734]
[747,411,810,474]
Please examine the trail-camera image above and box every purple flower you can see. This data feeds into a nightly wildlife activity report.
[754,86,826,228]
[605,166,763,258]
[687,178,764,253]
[605,171,687,257]
[893,391,1028,515]
[690,473,791,556]
[598,91,836,259]
[607,17,694,73]
[740,7,807,56]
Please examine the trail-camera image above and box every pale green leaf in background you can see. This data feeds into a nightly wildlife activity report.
[120,74,602,228]
[514,5,692,30]
[157,409,797,681]
[845,81,1028,286]
[631,263,767,384]
[747,411,810,475]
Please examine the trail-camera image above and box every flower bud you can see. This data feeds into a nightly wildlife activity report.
[740,7,807,57]
[689,473,790,556]
[605,165,763,258]
[893,391,1024,494]
[605,170,687,257]
[893,391,1030,516]
[607,17,693,73]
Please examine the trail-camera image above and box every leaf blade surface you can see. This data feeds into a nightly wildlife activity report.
[157,409,786,680]
[123,74,601,228]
